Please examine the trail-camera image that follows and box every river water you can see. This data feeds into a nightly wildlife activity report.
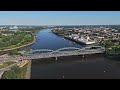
[20,29,120,79]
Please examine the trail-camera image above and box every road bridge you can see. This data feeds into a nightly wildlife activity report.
[22,46,105,60]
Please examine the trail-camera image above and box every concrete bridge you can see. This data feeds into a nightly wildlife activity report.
[22,46,105,60]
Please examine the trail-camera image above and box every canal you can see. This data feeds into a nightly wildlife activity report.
[20,29,120,79]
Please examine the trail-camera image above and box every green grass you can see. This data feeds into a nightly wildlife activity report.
[0,61,16,69]
[2,63,28,79]
[0,33,34,51]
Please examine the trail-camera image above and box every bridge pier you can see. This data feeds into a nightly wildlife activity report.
[82,54,84,57]
[52,57,58,60]
[55,57,57,60]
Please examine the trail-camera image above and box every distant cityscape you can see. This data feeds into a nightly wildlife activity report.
[0,24,120,30]
[1,25,120,45]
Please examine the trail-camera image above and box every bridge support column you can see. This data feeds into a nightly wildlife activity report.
[55,57,57,60]
[53,57,58,60]
[82,54,84,57]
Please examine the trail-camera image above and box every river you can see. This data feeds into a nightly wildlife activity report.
[20,29,120,79]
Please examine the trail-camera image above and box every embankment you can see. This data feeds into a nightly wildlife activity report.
[25,60,32,79]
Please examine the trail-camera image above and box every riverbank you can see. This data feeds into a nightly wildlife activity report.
[0,35,35,52]
[24,60,31,79]
[52,31,98,46]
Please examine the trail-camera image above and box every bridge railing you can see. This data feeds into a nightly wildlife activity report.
[22,46,105,56]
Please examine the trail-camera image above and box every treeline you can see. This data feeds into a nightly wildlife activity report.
[19,27,44,33]
[100,40,120,58]
[0,31,15,34]
[52,29,79,36]
[109,25,120,32]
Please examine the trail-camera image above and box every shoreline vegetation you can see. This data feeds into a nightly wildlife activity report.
[25,60,31,79]
[100,40,120,59]
[0,35,35,52]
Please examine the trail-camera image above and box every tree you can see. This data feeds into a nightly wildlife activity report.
[9,50,20,55]
[13,66,22,79]
[2,70,16,79]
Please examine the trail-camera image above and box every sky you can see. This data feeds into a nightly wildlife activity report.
[0,11,120,25]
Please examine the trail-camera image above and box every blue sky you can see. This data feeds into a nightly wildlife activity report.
[0,11,120,25]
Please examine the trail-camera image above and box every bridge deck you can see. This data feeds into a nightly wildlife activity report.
[23,49,105,60]
[0,46,105,60]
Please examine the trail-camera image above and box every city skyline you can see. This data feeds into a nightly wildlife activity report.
[0,11,120,25]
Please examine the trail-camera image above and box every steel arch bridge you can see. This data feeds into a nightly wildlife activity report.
[56,47,80,51]
[23,49,54,55]
[21,46,105,60]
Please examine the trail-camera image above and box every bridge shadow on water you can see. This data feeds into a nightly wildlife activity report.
[31,54,104,65]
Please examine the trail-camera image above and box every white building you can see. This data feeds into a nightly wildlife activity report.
[77,36,96,45]
[9,26,18,31]
[13,26,18,29]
